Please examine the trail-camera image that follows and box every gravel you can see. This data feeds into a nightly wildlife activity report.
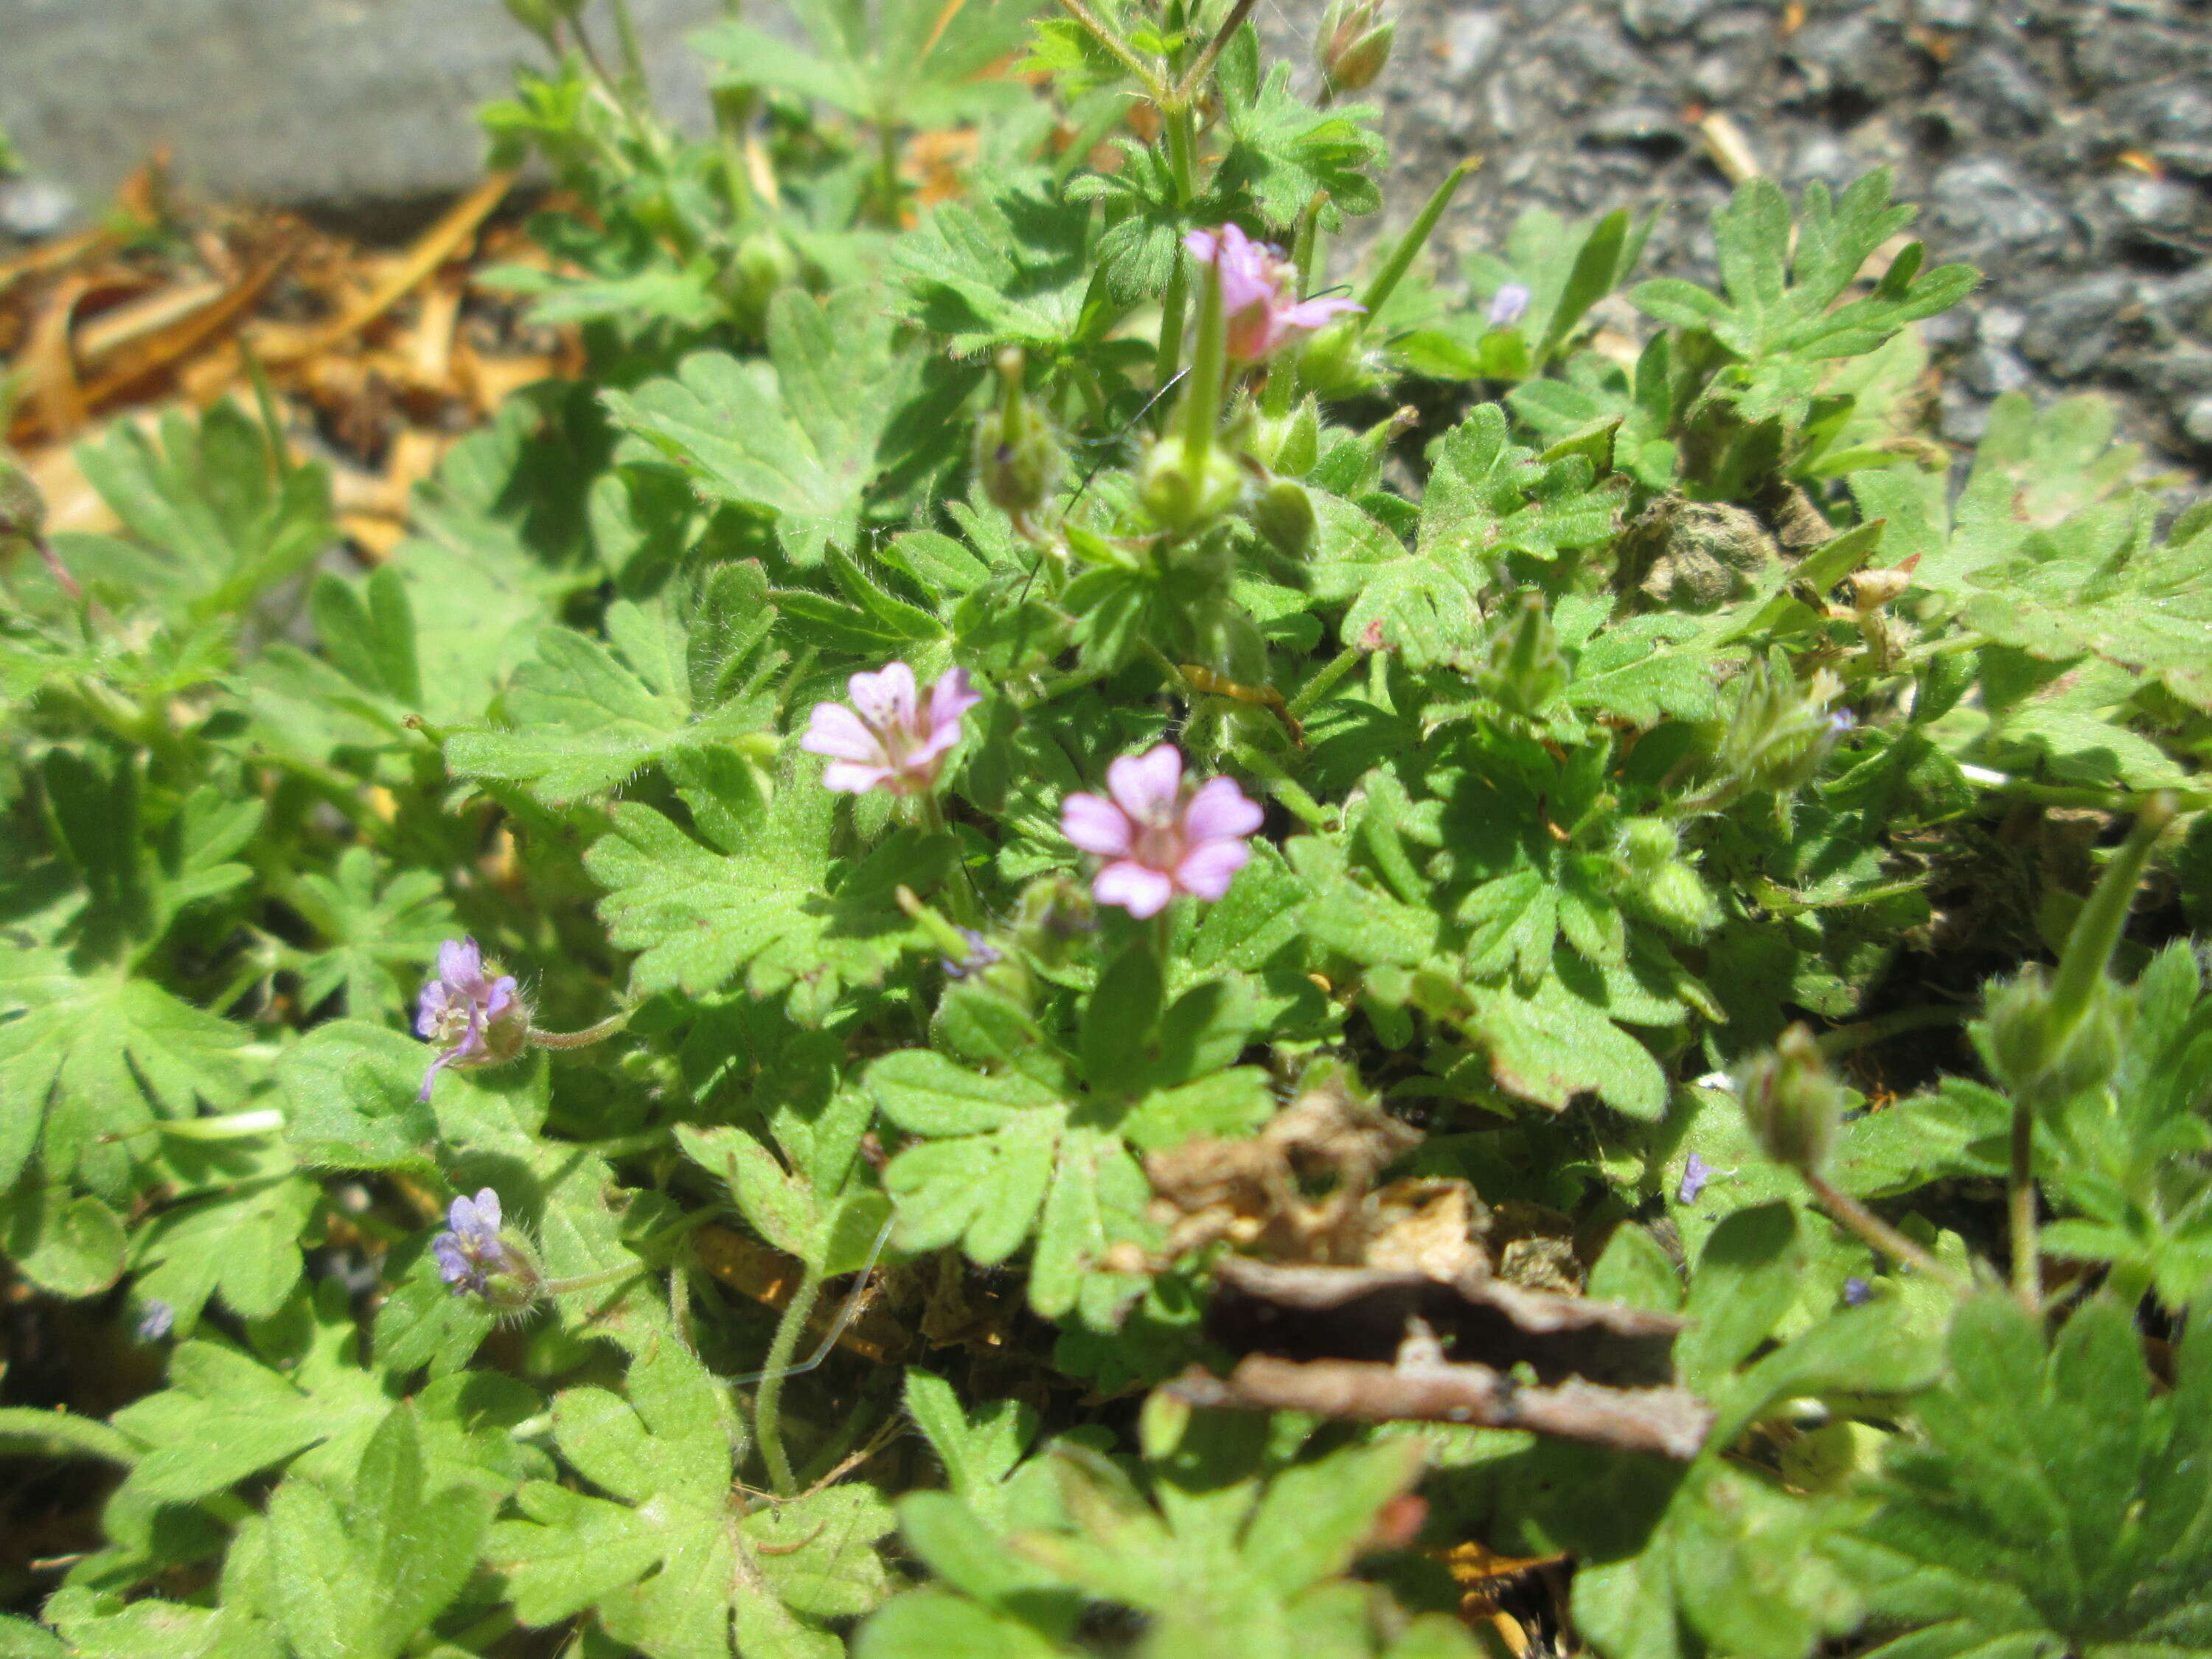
[1269,0,2212,468]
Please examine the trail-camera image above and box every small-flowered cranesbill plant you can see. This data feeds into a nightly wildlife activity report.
[8,1,2212,1658]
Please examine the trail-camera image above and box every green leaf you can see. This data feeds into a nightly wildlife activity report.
[1847,1295,2212,1658]
[604,290,920,564]
[0,953,251,1194]
[586,777,943,1020]
[447,566,781,803]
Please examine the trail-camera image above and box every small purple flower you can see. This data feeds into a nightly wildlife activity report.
[1677,1152,1714,1205]
[1060,745,1264,919]
[1487,282,1532,330]
[1183,225,1364,364]
[942,928,1002,979]
[802,663,981,797]
[135,1300,175,1342]
[416,937,529,1102]
[1843,1276,1872,1306]
[432,1188,525,1298]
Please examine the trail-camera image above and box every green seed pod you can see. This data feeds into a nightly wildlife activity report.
[1294,316,1374,399]
[1316,0,1395,94]
[1736,1023,1843,1175]
[727,231,797,327]
[1250,396,1321,476]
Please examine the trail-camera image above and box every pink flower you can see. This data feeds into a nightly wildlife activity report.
[802,663,981,796]
[1183,224,1364,363]
[1060,744,1264,919]
[417,937,529,1102]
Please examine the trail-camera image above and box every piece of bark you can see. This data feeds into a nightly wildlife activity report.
[1206,1256,1684,1390]
[1169,1354,1713,1461]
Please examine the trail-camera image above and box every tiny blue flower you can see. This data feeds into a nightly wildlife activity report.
[135,1300,175,1342]
[1843,1276,1872,1306]
[1677,1152,1714,1205]
[1488,282,1532,329]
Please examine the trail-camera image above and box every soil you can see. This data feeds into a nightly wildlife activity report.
[1267,0,2212,476]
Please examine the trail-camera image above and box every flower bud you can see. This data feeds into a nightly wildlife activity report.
[1138,434,1244,533]
[1251,475,1317,557]
[1713,654,1851,800]
[974,348,1061,522]
[728,231,797,324]
[1639,859,1720,936]
[1316,0,1395,94]
[1250,396,1321,476]
[1617,816,1678,876]
[1294,315,1375,398]
[1849,568,1912,612]
[0,451,45,543]
[1736,1023,1843,1175]
[1475,591,1567,721]
[1982,965,2121,1110]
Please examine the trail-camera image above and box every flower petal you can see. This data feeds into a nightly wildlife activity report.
[1094,860,1177,918]
[1281,296,1364,331]
[801,702,888,764]
[823,760,895,795]
[472,1188,502,1229]
[926,667,982,734]
[437,936,481,987]
[1174,837,1251,901]
[1106,744,1183,822]
[1061,792,1134,856]
[848,661,917,731]
[1180,775,1264,842]
[1183,229,1220,265]
[416,981,451,1039]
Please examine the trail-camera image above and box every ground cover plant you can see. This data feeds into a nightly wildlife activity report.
[4,1,2212,1655]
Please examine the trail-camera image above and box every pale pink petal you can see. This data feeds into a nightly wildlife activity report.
[485,976,519,1020]
[1174,838,1251,901]
[848,662,917,731]
[925,667,981,734]
[416,981,451,1038]
[822,760,895,794]
[1094,860,1177,919]
[1106,744,1183,822]
[905,725,964,772]
[1183,229,1220,265]
[801,702,889,764]
[1180,776,1264,842]
[1061,793,1133,857]
[1281,296,1364,330]
[438,938,481,985]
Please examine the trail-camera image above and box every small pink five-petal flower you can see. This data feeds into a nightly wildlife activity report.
[1060,744,1264,919]
[802,663,981,796]
[1183,223,1364,364]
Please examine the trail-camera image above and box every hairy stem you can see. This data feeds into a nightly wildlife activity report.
[2008,1101,2039,1313]
[1165,0,1256,111]
[1801,1172,1967,1294]
[753,1259,824,1497]
[1056,0,1167,100]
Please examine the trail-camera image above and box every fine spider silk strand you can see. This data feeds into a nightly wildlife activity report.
[725,1218,894,1388]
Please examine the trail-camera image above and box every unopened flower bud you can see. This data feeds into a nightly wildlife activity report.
[1617,816,1677,876]
[0,451,44,543]
[1640,859,1720,936]
[974,348,1061,523]
[1476,591,1566,720]
[1250,397,1321,476]
[1251,475,1317,556]
[1295,315,1376,398]
[728,231,797,322]
[1139,434,1244,533]
[1736,1023,1843,1175]
[1714,654,1851,799]
[1982,965,2121,1110]
[1316,0,1395,94]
